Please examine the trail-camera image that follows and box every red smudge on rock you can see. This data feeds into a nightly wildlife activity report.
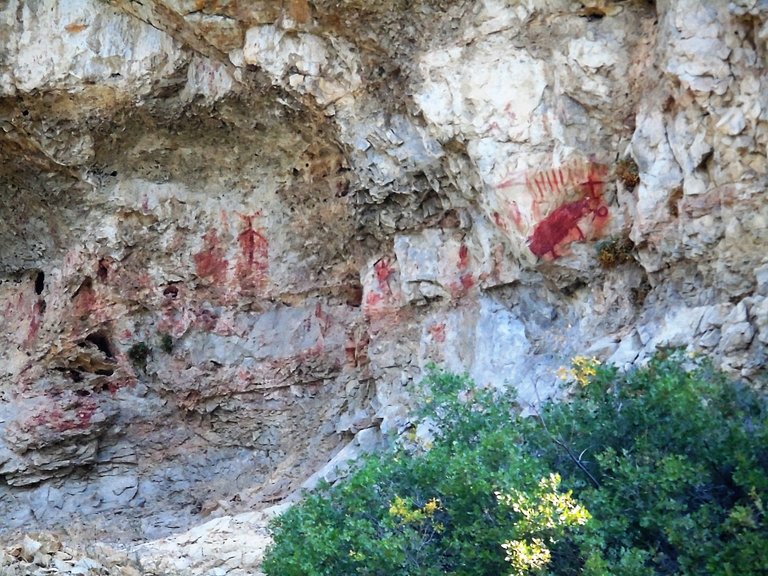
[235,215,269,292]
[429,322,446,343]
[492,211,508,232]
[507,201,525,231]
[197,308,219,332]
[73,278,97,318]
[365,292,385,308]
[314,302,332,337]
[374,259,394,292]
[364,258,402,320]
[106,378,134,394]
[28,397,98,433]
[194,229,229,283]
[458,245,470,270]
[460,274,475,290]
[25,299,45,347]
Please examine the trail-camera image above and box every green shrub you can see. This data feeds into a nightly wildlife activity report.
[263,353,768,576]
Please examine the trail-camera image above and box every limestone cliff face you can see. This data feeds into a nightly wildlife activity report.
[0,0,766,553]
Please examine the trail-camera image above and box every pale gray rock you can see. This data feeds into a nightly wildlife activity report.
[0,0,767,574]
[720,321,756,353]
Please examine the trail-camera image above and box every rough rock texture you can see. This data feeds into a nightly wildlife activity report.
[1,0,767,571]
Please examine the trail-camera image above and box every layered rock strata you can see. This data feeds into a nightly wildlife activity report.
[0,0,766,557]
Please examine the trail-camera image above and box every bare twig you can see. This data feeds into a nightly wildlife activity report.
[533,381,601,489]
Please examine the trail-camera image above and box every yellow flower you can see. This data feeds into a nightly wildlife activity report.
[559,356,601,387]
[423,498,441,515]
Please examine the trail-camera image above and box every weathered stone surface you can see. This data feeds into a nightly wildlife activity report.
[0,0,767,573]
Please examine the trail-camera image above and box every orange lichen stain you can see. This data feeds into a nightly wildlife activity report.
[65,22,89,33]
[194,229,229,283]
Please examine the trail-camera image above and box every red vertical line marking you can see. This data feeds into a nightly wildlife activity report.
[544,170,555,193]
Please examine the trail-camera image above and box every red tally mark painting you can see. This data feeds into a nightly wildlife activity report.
[492,159,611,260]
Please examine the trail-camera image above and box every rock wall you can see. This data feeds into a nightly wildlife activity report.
[0,0,767,556]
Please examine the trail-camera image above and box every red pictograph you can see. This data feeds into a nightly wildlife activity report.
[193,229,229,283]
[494,159,611,260]
[235,214,269,292]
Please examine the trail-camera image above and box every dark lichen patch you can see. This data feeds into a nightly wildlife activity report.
[616,157,640,190]
[127,342,151,372]
[159,333,174,354]
[597,236,636,268]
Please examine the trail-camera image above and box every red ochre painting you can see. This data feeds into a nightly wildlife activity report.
[494,160,611,260]
[192,212,269,292]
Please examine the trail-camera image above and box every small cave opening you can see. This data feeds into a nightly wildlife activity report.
[84,331,115,359]
[345,283,363,307]
[163,284,179,299]
[97,259,109,281]
[34,270,45,294]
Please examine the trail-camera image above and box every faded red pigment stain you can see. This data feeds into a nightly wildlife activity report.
[373,259,395,293]
[365,291,385,308]
[235,214,269,292]
[429,322,446,343]
[458,245,470,270]
[196,308,219,332]
[73,278,98,319]
[194,229,229,283]
[24,299,45,347]
[27,397,98,433]
[314,303,332,337]
[365,259,396,310]
[104,378,134,395]
[508,202,524,231]
[527,162,610,260]
[460,274,475,290]
[523,162,607,202]
[492,211,508,232]
[364,258,404,320]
